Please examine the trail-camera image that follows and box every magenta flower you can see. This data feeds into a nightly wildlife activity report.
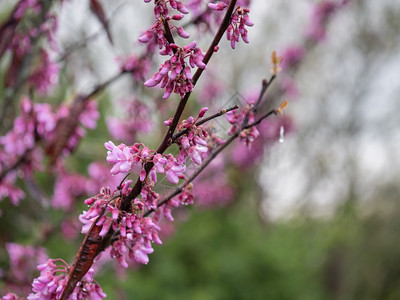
[109,214,162,268]
[226,7,254,49]
[226,105,260,147]
[144,41,205,98]
[104,141,134,175]
[28,259,105,299]
[149,153,187,184]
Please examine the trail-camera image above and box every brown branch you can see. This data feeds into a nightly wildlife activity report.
[253,75,276,113]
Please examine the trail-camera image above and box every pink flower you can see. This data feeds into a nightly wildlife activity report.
[134,246,154,265]
[226,104,260,147]
[110,214,162,268]
[226,7,253,49]
[28,259,105,299]
[104,141,134,175]
[152,154,186,184]
[144,41,205,99]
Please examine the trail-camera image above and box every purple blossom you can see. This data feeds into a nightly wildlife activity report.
[28,259,105,299]
[226,7,254,49]
[226,104,260,147]
[144,41,205,99]
[104,141,134,175]
[110,214,162,268]
[153,154,186,184]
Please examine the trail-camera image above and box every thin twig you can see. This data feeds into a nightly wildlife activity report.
[172,104,239,141]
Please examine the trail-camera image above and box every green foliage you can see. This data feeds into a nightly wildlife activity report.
[95,198,400,300]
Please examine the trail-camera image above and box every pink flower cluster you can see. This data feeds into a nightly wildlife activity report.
[0,98,99,205]
[0,98,40,157]
[110,215,162,267]
[141,0,207,98]
[144,41,206,98]
[140,1,189,55]
[104,141,151,176]
[226,6,253,49]
[226,105,259,147]
[105,108,211,183]
[79,181,163,267]
[144,0,189,18]
[208,2,254,49]
[174,107,210,165]
[152,153,186,185]
[105,141,187,185]
[28,259,105,299]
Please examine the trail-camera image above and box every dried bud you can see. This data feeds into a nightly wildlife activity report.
[274,100,288,114]
[271,51,283,75]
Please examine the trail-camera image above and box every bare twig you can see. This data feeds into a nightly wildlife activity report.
[172,104,239,141]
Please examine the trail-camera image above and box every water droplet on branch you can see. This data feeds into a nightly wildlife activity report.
[279,125,285,143]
